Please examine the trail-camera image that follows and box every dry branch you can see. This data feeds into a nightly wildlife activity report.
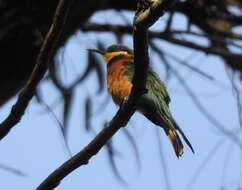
[81,23,242,71]
[0,0,73,140]
[82,23,242,65]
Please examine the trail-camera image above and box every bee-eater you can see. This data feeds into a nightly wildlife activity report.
[88,44,194,158]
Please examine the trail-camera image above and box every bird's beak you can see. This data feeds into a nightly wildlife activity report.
[87,48,105,55]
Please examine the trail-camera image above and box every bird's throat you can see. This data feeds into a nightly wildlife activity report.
[104,51,129,63]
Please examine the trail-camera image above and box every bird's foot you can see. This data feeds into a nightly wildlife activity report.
[121,96,129,107]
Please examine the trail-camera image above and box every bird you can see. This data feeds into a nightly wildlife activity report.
[88,44,194,158]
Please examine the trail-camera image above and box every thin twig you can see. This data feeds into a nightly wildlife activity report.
[82,23,242,40]
[155,128,172,190]
[225,68,242,127]
[0,0,73,140]
[186,138,225,190]
[36,91,72,156]
[150,41,214,81]
[163,50,214,81]
[220,141,235,189]
[0,164,26,176]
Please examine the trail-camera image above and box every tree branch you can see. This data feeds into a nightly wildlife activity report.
[0,0,73,140]
[36,0,178,189]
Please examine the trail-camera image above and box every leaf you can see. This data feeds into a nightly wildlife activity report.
[62,89,73,140]
[84,97,92,131]
[0,163,26,177]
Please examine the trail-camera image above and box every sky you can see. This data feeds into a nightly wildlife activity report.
[0,10,241,190]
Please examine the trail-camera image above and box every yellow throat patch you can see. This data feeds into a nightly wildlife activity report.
[104,51,128,63]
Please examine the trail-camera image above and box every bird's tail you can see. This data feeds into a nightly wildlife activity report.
[165,128,184,158]
[161,109,194,158]
[174,122,195,154]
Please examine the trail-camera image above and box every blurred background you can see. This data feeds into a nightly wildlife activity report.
[0,0,242,189]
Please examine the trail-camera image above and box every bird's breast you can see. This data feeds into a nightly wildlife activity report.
[107,60,132,105]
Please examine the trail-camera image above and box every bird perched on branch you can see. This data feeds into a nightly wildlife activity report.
[88,44,194,158]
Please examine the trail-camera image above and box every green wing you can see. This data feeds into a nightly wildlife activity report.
[124,63,174,126]
[144,68,176,130]
[123,63,170,104]
[145,68,170,104]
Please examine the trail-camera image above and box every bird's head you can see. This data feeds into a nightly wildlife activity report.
[88,44,133,64]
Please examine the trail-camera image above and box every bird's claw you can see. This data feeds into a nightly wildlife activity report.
[120,96,129,107]
[123,96,129,102]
